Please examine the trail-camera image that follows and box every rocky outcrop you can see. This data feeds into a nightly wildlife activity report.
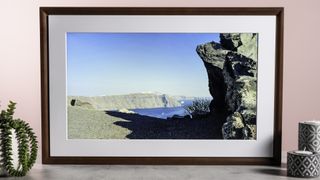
[220,33,242,51]
[68,93,181,110]
[220,33,258,61]
[238,33,258,61]
[222,52,257,139]
[196,42,229,112]
[196,33,257,139]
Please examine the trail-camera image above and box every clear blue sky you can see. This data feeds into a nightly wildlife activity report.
[67,33,219,97]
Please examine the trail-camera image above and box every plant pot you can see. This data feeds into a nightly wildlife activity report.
[0,166,7,177]
[0,131,19,177]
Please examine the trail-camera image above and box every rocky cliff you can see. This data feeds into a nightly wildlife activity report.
[196,33,257,139]
[68,93,181,110]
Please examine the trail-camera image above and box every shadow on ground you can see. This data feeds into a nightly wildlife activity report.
[252,168,287,177]
[105,111,227,139]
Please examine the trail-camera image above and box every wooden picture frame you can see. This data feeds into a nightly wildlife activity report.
[40,7,283,165]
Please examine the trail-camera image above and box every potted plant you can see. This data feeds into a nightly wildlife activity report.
[0,101,38,176]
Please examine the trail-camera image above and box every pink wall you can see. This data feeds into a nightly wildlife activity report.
[1,0,320,162]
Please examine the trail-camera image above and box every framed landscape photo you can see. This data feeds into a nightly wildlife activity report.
[40,7,283,165]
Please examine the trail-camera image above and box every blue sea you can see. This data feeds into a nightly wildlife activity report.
[130,100,194,119]
[131,107,189,119]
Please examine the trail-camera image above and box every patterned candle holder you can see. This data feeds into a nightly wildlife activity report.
[287,151,320,178]
[299,121,320,153]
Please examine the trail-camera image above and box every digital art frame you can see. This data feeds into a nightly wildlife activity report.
[40,7,283,165]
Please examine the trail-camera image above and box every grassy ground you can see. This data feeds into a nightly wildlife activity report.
[68,106,226,139]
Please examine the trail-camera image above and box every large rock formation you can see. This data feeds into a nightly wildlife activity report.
[196,42,229,112]
[196,33,257,139]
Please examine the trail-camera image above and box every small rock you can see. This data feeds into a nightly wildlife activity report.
[224,52,257,78]
[240,109,256,124]
[242,124,257,140]
[222,112,245,139]
[220,33,242,51]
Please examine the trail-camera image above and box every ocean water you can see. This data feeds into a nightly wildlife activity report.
[131,99,194,119]
[131,107,190,119]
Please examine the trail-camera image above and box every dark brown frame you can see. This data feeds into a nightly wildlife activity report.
[40,7,284,165]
